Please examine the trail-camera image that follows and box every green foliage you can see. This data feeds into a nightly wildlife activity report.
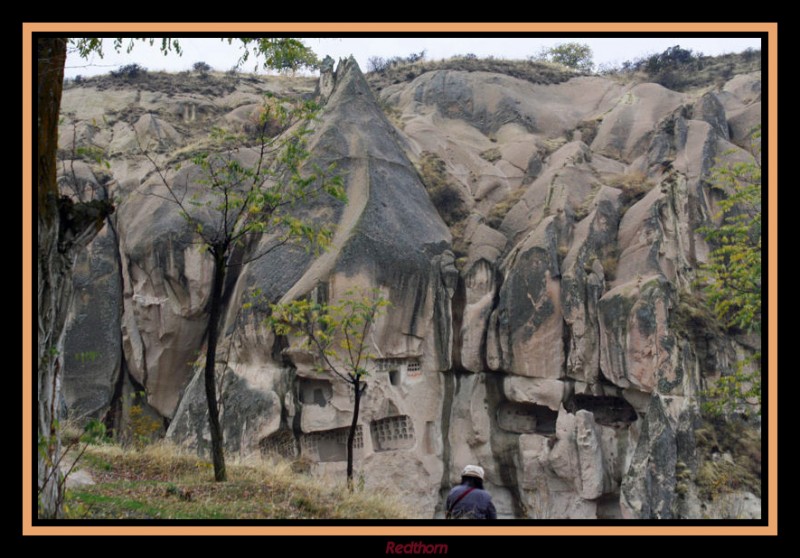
[75,146,110,169]
[81,418,110,445]
[269,288,389,383]
[699,128,761,333]
[71,38,182,59]
[269,288,389,487]
[228,38,318,72]
[701,364,761,418]
[535,42,594,72]
[698,127,761,418]
[73,350,101,364]
[153,96,345,261]
[128,404,162,448]
[69,37,317,75]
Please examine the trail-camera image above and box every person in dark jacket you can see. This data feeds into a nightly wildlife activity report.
[445,465,497,519]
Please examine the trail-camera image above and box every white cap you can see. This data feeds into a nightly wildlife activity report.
[461,465,484,480]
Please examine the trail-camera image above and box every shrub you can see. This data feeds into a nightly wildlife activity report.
[486,187,525,230]
[534,42,594,72]
[740,47,759,62]
[642,45,698,74]
[111,63,146,79]
[367,51,427,74]
[600,246,620,282]
[417,152,469,226]
[622,45,704,90]
[367,56,388,73]
[128,404,162,447]
[607,171,654,213]
[81,418,110,445]
[193,61,212,75]
[480,148,502,163]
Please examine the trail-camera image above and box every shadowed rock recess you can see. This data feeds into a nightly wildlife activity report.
[60,57,761,519]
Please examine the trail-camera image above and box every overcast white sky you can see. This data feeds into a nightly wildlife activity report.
[65,37,762,78]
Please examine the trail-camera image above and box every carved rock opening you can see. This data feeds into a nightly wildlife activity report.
[497,402,558,434]
[377,358,423,386]
[567,394,638,427]
[259,428,298,460]
[301,426,364,462]
[298,378,332,407]
[370,415,416,452]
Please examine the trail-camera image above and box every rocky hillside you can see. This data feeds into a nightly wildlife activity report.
[58,55,761,519]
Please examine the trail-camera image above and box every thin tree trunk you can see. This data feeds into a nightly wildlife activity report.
[204,254,227,482]
[346,378,362,490]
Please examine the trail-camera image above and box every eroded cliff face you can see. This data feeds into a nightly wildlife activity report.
[59,58,761,519]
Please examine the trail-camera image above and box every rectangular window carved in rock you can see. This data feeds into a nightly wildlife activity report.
[259,429,298,460]
[301,426,363,462]
[370,415,416,452]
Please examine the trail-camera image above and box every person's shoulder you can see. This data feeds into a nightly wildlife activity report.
[448,484,464,496]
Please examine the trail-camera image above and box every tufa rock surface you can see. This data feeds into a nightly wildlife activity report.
[60,57,761,519]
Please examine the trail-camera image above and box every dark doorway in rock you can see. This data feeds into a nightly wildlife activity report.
[567,394,638,427]
[595,493,622,519]
[298,378,332,407]
[497,402,558,435]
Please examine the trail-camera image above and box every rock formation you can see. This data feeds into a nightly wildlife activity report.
[59,57,762,519]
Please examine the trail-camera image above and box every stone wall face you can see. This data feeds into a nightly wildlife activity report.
[60,61,762,519]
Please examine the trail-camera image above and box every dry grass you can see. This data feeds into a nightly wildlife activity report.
[694,418,761,503]
[480,147,502,163]
[367,56,578,92]
[486,187,525,230]
[600,50,761,93]
[599,246,620,282]
[64,442,411,519]
[607,171,654,214]
[416,152,469,227]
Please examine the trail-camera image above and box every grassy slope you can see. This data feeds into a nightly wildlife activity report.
[64,443,410,519]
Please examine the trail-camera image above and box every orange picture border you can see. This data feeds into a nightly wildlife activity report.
[22,21,777,537]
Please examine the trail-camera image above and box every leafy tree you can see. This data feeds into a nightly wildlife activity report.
[145,97,345,482]
[699,127,761,417]
[36,36,317,517]
[229,38,318,72]
[536,42,594,72]
[269,289,389,488]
